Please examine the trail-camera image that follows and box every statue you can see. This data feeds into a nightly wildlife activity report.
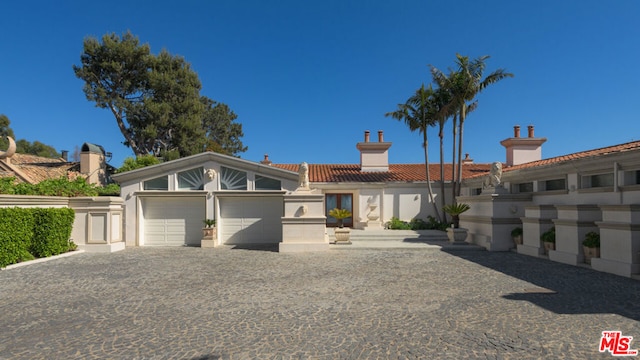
[298,162,310,190]
[483,162,503,188]
[0,136,16,159]
[205,168,216,180]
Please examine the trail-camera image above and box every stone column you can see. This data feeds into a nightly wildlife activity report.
[279,191,329,252]
[457,193,532,251]
[592,205,640,277]
[549,205,601,265]
[519,205,557,257]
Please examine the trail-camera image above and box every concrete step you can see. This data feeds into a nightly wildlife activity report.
[328,229,448,240]
[327,228,486,251]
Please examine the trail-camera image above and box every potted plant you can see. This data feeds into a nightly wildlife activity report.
[329,208,352,244]
[443,203,471,243]
[541,226,555,255]
[201,219,216,248]
[511,227,523,246]
[582,231,600,264]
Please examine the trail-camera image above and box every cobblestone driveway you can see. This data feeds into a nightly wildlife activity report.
[1,246,638,359]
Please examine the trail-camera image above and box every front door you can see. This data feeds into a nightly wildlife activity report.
[325,193,353,227]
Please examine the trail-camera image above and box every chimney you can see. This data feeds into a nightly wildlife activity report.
[500,124,547,166]
[80,143,107,186]
[356,130,391,172]
[462,153,473,164]
[260,154,273,166]
[61,150,69,162]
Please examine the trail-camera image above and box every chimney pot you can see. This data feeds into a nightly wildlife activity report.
[514,125,520,138]
[528,125,534,138]
[260,154,272,165]
[364,130,370,143]
[378,130,384,142]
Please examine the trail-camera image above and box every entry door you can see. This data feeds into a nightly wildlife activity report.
[325,193,353,227]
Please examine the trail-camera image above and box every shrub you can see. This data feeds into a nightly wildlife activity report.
[0,207,76,267]
[386,216,450,231]
[96,183,121,196]
[0,176,119,197]
[386,217,411,230]
[541,227,556,243]
[426,215,450,231]
[582,231,600,248]
[0,208,35,267]
[409,218,429,230]
[30,208,75,258]
[511,227,523,237]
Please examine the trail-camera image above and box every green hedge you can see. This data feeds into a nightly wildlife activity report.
[0,207,76,268]
[0,176,120,196]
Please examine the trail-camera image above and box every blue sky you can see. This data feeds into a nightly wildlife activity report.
[1,0,639,168]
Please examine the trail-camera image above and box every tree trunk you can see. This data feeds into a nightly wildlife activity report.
[451,114,457,205]
[456,103,466,197]
[423,129,441,222]
[439,120,447,223]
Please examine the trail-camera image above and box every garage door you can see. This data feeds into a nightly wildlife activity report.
[143,197,205,246]
[219,196,283,245]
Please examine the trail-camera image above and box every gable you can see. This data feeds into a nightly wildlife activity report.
[112,152,299,191]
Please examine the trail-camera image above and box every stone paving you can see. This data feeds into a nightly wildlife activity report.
[1,244,639,359]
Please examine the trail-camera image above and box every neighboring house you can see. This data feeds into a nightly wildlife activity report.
[0,140,115,186]
[112,130,492,247]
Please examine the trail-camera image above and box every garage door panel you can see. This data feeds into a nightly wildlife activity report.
[220,197,282,245]
[143,197,204,246]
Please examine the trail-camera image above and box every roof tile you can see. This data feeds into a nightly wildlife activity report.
[273,163,491,183]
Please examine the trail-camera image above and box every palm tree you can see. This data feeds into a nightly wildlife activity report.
[385,84,441,221]
[432,54,514,197]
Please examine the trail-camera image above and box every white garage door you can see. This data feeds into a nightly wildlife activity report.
[143,197,205,246]
[220,196,283,245]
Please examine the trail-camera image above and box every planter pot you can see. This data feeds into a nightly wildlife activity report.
[446,227,468,244]
[583,246,600,264]
[543,241,555,255]
[334,227,352,244]
[202,227,216,239]
[513,235,523,246]
[201,227,217,248]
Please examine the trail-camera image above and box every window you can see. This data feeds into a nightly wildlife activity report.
[178,167,205,190]
[582,173,613,188]
[325,194,353,227]
[144,176,168,190]
[255,175,281,190]
[543,178,565,191]
[220,166,247,190]
[623,170,640,185]
[516,182,533,193]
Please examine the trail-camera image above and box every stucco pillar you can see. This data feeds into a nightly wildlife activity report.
[549,205,601,265]
[279,191,329,252]
[458,193,532,251]
[592,205,640,277]
[519,205,557,257]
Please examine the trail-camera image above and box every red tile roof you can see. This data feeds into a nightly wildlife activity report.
[505,140,640,171]
[273,163,491,183]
